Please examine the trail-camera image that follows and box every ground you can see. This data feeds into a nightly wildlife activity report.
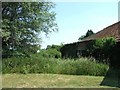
[2,74,119,88]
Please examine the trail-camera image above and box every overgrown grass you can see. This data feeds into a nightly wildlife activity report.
[2,55,109,76]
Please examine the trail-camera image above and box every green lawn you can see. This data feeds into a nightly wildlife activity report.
[2,74,119,88]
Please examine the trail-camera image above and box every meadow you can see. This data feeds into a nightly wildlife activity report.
[2,54,120,88]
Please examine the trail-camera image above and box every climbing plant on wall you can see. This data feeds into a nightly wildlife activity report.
[86,37,116,64]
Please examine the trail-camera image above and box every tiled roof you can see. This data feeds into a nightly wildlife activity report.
[82,21,120,42]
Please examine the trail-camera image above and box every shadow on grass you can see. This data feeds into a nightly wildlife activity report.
[100,67,120,88]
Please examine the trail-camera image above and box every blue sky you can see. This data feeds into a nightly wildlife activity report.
[41,2,118,49]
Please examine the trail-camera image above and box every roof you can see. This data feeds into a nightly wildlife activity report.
[82,21,120,42]
[63,21,120,47]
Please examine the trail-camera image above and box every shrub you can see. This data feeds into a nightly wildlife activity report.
[86,37,116,65]
[2,56,109,76]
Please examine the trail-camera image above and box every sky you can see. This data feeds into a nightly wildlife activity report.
[41,1,118,49]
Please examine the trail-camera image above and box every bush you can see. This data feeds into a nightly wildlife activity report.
[86,37,116,65]
[2,56,109,76]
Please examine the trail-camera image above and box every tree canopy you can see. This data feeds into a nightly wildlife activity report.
[46,44,63,51]
[2,2,58,58]
[78,30,94,41]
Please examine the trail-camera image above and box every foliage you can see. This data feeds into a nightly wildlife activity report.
[85,29,94,37]
[2,2,58,58]
[78,35,86,40]
[39,48,61,58]
[78,29,94,40]
[3,56,109,76]
[37,44,62,58]
[46,44,63,51]
[86,37,116,65]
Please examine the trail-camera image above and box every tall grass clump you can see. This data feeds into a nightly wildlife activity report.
[56,58,109,76]
[2,55,109,76]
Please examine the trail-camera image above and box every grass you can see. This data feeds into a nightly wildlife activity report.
[2,55,119,88]
[2,74,119,88]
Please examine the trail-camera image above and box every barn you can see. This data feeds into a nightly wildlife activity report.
[60,21,120,59]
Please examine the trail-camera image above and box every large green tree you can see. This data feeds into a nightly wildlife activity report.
[2,2,58,58]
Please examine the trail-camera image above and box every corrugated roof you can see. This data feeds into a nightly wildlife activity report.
[82,21,120,42]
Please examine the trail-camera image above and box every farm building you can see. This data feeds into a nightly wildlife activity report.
[60,21,120,59]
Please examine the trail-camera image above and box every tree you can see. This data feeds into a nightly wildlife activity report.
[85,30,94,37]
[2,2,58,58]
[78,35,85,41]
[46,44,63,51]
[78,29,94,41]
